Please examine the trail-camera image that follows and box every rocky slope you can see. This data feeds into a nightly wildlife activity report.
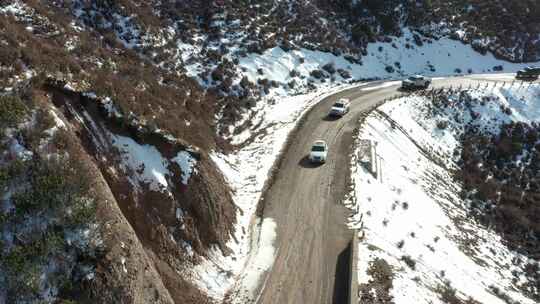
[0,75,237,303]
[0,2,236,303]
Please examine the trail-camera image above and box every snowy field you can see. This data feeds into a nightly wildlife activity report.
[347,84,540,303]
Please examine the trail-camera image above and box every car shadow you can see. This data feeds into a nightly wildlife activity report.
[322,114,341,121]
[396,87,414,93]
[516,77,539,81]
[332,242,351,304]
[298,155,324,168]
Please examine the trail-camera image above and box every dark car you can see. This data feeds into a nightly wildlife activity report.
[516,67,540,79]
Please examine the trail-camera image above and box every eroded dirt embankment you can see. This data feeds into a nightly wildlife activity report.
[44,80,237,303]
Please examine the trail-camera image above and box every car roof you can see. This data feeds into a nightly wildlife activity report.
[338,98,349,103]
[313,140,326,146]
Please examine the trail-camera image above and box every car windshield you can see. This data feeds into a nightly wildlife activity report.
[408,76,418,81]
[333,103,344,108]
[312,145,326,152]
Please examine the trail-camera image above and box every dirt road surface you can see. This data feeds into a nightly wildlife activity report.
[247,75,527,304]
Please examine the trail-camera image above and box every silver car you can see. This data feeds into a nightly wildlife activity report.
[309,140,328,163]
[329,98,350,117]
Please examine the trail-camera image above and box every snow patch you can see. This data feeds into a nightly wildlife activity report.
[172,151,197,185]
[112,135,170,193]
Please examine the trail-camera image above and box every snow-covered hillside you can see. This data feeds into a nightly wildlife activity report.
[220,34,537,145]
[237,28,531,93]
[67,0,539,139]
[347,83,540,303]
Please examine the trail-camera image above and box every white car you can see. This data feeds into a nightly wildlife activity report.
[402,75,431,89]
[309,140,328,163]
[329,98,350,117]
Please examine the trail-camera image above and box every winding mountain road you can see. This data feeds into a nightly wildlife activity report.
[247,74,526,304]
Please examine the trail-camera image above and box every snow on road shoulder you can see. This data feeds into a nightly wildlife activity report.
[231,218,277,303]
[361,81,402,91]
[347,85,540,304]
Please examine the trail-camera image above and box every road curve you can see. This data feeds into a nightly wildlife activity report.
[251,75,526,304]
